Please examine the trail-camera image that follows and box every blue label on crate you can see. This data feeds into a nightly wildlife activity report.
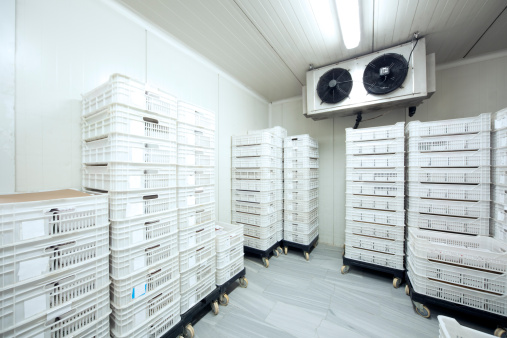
[132,283,147,299]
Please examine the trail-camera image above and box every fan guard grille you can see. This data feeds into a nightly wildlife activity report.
[316,68,352,104]
[363,53,409,95]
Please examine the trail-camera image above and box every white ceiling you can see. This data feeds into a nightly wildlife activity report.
[118,0,507,102]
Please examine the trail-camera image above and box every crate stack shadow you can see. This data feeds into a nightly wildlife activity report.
[283,134,320,260]
[231,128,285,267]
[492,108,507,243]
[82,74,181,337]
[405,113,507,320]
[343,122,406,287]
[0,190,110,337]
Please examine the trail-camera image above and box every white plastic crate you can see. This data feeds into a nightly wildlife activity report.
[216,242,243,269]
[232,210,283,227]
[491,219,506,243]
[494,108,507,130]
[232,200,283,215]
[82,74,177,118]
[408,149,490,167]
[232,168,283,180]
[408,132,491,152]
[110,257,179,307]
[232,189,282,204]
[407,113,491,137]
[344,245,404,270]
[177,203,215,230]
[346,167,404,182]
[493,148,507,166]
[283,146,319,159]
[108,189,177,221]
[179,238,216,273]
[177,185,215,208]
[346,220,405,241]
[407,167,491,184]
[82,103,177,142]
[177,101,215,130]
[284,198,318,212]
[177,123,215,148]
[407,197,490,219]
[407,246,506,295]
[232,144,282,158]
[232,156,283,169]
[110,278,179,336]
[248,126,287,138]
[345,232,404,255]
[284,157,319,169]
[178,221,215,251]
[346,138,404,155]
[284,179,319,190]
[284,168,319,180]
[284,209,318,223]
[345,122,405,142]
[284,135,318,148]
[407,228,507,274]
[0,190,108,247]
[244,233,278,251]
[407,265,507,316]
[0,256,108,330]
[492,202,506,223]
[83,134,177,165]
[346,207,405,226]
[407,211,490,236]
[407,182,490,202]
[346,194,404,211]
[284,218,319,234]
[284,227,319,245]
[180,255,216,294]
[83,163,177,192]
[216,255,244,285]
[492,128,507,148]
[109,233,178,279]
[232,179,283,191]
[493,185,507,204]
[346,181,404,197]
[110,299,179,338]
[0,285,110,338]
[215,222,243,252]
[0,227,109,288]
[178,145,215,167]
[276,229,283,241]
[180,273,216,313]
[493,167,507,186]
[438,316,495,338]
[284,188,319,201]
[243,222,278,239]
[346,153,404,168]
[232,132,282,147]
[178,166,215,187]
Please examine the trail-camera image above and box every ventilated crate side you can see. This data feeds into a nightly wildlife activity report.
[346,181,404,197]
[243,233,277,250]
[346,194,404,211]
[284,188,319,201]
[215,222,243,252]
[232,156,283,169]
[216,255,244,285]
[179,238,216,273]
[284,134,318,148]
[177,101,215,130]
[177,145,215,167]
[284,198,319,213]
[284,157,319,169]
[232,144,283,158]
[346,167,404,182]
[232,210,283,227]
[180,255,216,294]
[406,113,491,137]
[177,185,215,208]
[178,221,215,251]
[243,222,278,238]
[232,133,282,147]
[346,153,404,168]
[346,138,404,155]
[284,179,319,190]
[346,220,405,241]
[346,207,405,227]
[177,123,215,148]
[407,197,490,219]
[180,274,216,313]
[344,245,404,270]
[283,146,319,159]
[408,132,491,152]
[406,211,490,236]
[492,128,507,148]
[283,227,319,245]
[407,167,491,184]
[284,168,319,180]
[283,218,319,234]
[232,168,283,180]
[232,189,283,204]
[345,232,404,255]
[408,149,490,167]
[232,200,283,216]
[177,203,215,230]
[108,189,177,221]
[231,179,283,192]
[493,148,507,167]
[406,182,490,202]
[345,122,405,142]
[177,166,215,187]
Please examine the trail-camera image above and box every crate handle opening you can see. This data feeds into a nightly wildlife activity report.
[145,220,160,225]
[195,171,203,175]
[148,268,162,275]
[46,275,75,289]
[143,195,159,200]
[148,293,163,303]
[195,188,204,193]
[45,241,76,252]
[196,209,205,213]
[194,130,203,135]
[46,308,76,325]
[196,246,205,252]
[145,143,159,149]
[145,244,161,251]
[196,228,204,233]
[144,170,158,175]
[143,117,159,124]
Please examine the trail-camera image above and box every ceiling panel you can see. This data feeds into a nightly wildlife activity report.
[118,0,507,101]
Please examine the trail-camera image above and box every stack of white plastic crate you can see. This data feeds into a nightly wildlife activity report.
[82,74,181,337]
[0,190,110,337]
[406,113,507,318]
[283,135,319,258]
[344,123,406,282]
[231,130,284,266]
[176,102,217,314]
[492,108,507,243]
[215,222,244,288]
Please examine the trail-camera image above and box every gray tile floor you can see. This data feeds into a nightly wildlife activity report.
[194,244,494,337]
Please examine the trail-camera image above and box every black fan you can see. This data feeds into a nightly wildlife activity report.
[363,53,408,95]
[316,68,352,104]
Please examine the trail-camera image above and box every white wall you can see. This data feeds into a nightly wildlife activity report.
[12,0,269,221]
[271,53,507,247]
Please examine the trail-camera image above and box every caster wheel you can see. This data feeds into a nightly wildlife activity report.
[219,293,229,306]
[262,257,269,268]
[494,328,506,338]
[340,265,350,274]
[304,252,310,261]
[405,285,410,296]
[211,301,219,315]
[277,246,283,255]
[183,324,195,338]
[393,277,401,289]
[415,304,430,318]
[239,276,248,288]
[273,249,280,258]
[284,247,288,255]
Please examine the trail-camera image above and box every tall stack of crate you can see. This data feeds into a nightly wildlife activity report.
[283,134,319,258]
[231,130,284,265]
[0,190,110,337]
[406,113,507,318]
[344,122,406,284]
[176,102,217,314]
[82,74,181,337]
[492,108,507,243]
